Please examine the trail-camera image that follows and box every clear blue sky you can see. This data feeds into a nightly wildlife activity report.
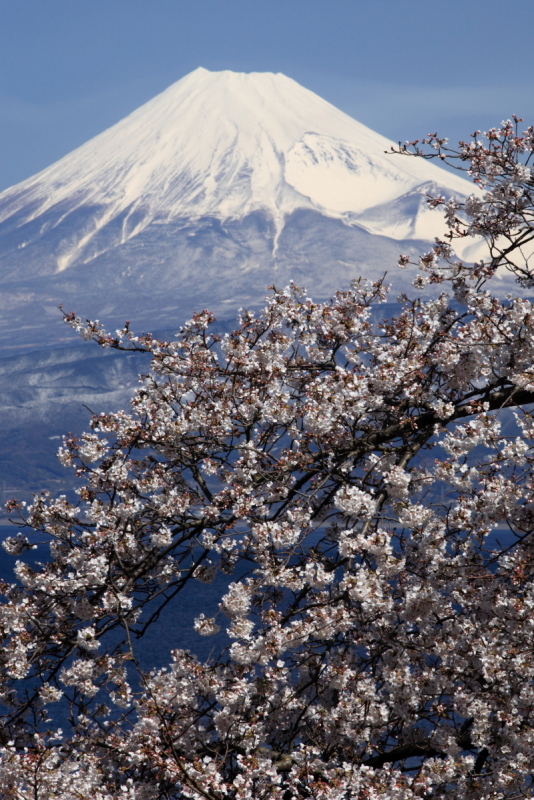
[1,0,533,192]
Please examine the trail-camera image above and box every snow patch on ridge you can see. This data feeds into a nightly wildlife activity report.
[284,133,416,215]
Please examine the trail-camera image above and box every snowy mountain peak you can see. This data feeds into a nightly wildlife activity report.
[0,68,473,273]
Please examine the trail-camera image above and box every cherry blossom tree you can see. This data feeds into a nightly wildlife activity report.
[2,119,534,799]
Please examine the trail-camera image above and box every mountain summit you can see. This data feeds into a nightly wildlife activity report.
[0,68,475,351]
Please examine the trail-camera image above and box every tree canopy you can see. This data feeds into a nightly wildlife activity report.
[2,119,534,799]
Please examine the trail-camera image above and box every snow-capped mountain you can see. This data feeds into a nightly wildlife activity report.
[1,68,470,245]
[0,67,477,354]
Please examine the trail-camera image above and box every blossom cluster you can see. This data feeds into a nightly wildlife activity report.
[2,123,534,798]
[395,116,534,289]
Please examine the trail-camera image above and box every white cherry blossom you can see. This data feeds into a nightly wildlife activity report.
[3,119,534,798]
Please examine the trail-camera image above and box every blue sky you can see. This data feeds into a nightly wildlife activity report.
[1,0,533,192]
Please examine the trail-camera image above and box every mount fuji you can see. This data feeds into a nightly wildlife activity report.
[0,67,477,354]
[0,68,488,501]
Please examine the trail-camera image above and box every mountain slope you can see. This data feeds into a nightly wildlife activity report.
[0,67,509,501]
[0,68,470,243]
[0,68,481,353]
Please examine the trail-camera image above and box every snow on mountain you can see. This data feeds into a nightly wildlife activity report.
[0,68,472,269]
[0,67,484,356]
[0,68,500,498]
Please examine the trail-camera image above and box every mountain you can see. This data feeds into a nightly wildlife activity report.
[0,68,493,504]
[0,67,478,354]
